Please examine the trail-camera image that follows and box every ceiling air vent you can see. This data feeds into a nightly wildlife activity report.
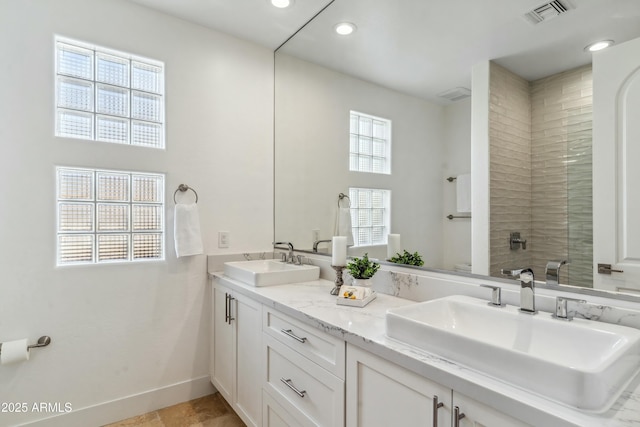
[523,0,572,25]
[438,87,471,102]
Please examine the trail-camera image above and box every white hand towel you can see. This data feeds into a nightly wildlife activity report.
[334,207,355,246]
[174,203,204,257]
[456,173,471,213]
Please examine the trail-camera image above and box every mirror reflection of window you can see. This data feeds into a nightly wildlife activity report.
[349,187,390,247]
[349,111,391,174]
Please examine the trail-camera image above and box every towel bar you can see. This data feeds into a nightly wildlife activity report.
[447,214,471,220]
[173,184,198,204]
[0,336,51,354]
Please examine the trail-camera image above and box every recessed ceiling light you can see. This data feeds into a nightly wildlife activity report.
[271,0,293,8]
[334,22,357,36]
[584,40,614,52]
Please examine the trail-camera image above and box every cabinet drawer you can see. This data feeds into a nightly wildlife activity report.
[263,307,345,379]
[263,389,315,427]
[264,334,344,427]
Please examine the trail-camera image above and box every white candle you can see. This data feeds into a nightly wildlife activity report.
[332,236,347,266]
[387,234,401,259]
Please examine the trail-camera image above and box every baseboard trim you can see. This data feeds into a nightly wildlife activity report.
[19,376,216,427]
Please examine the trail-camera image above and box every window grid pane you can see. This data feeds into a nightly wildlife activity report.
[56,167,165,265]
[97,204,130,231]
[58,234,94,264]
[57,43,93,80]
[96,53,129,87]
[57,109,94,140]
[349,111,391,174]
[55,37,165,149]
[133,233,163,259]
[98,234,130,262]
[349,188,390,248]
[96,84,130,117]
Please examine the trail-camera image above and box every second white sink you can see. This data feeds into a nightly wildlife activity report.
[385,295,640,412]
[224,260,320,287]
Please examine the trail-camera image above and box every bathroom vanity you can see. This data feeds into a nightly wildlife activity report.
[208,260,640,427]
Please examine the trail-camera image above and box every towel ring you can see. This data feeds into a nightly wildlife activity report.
[338,193,351,208]
[173,184,198,204]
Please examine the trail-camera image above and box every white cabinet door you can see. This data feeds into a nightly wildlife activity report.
[452,391,530,427]
[346,343,451,427]
[211,280,262,427]
[235,291,263,427]
[212,282,234,403]
[593,36,640,292]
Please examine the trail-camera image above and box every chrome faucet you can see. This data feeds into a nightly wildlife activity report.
[313,239,332,253]
[273,241,294,263]
[545,260,568,285]
[501,267,536,314]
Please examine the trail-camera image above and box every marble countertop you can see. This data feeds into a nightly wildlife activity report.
[210,273,640,427]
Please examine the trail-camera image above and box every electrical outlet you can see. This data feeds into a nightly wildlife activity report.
[218,231,230,248]
[312,229,320,242]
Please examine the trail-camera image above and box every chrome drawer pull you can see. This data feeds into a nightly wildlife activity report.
[281,328,307,343]
[280,378,306,398]
[432,395,444,427]
[454,406,466,427]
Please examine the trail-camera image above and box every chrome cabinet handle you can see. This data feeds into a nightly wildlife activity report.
[224,293,229,323]
[454,406,466,427]
[281,328,307,343]
[227,295,235,324]
[432,395,444,427]
[280,378,306,398]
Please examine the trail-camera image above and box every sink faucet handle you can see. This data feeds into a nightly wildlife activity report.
[479,284,504,307]
[553,296,586,321]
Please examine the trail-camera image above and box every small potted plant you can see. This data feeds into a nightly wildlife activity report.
[346,253,380,287]
[389,250,424,267]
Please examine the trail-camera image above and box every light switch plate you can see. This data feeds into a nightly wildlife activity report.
[218,231,230,248]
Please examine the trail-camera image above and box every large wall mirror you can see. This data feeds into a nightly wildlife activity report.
[274,0,640,298]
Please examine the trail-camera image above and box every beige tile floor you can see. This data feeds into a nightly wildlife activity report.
[103,393,245,427]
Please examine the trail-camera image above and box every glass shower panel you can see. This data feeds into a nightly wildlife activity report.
[566,106,593,287]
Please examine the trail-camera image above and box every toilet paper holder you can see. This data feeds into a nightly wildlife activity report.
[0,336,51,354]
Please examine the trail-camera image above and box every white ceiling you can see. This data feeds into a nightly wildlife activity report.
[127,0,640,103]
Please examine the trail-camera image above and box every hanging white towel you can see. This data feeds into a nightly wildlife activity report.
[174,203,204,257]
[456,173,472,213]
[334,207,355,246]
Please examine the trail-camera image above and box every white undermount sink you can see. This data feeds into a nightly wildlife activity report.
[385,295,640,412]
[223,260,320,287]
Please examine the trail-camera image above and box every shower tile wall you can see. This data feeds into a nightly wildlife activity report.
[489,63,532,277]
[489,63,593,286]
[530,65,593,286]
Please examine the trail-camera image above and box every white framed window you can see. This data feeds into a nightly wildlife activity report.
[56,167,165,265]
[55,37,165,148]
[349,111,391,174]
[349,187,390,247]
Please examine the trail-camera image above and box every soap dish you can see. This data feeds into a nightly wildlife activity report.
[336,290,377,308]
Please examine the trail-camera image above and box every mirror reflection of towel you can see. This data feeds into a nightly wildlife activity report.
[334,207,354,246]
[174,203,204,257]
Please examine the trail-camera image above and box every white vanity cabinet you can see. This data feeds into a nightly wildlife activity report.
[346,344,530,427]
[262,306,345,427]
[211,279,262,427]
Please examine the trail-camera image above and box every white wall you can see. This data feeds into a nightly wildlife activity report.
[0,0,273,425]
[441,98,472,270]
[275,54,445,265]
[471,61,491,276]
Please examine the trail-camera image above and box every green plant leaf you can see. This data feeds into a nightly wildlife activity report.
[389,249,424,266]
[346,253,380,279]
